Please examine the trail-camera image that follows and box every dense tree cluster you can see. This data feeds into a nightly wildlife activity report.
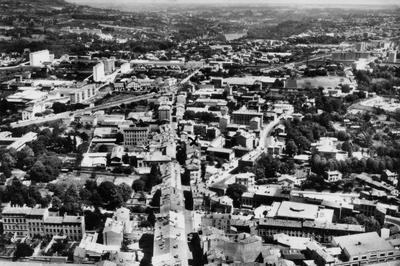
[0,178,51,207]
[183,110,219,123]
[284,118,328,153]
[48,180,133,213]
[310,153,399,176]
[226,183,247,208]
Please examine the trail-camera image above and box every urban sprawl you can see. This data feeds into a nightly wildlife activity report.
[0,0,400,266]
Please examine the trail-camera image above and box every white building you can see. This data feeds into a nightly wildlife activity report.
[93,62,105,82]
[325,170,343,183]
[120,62,131,74]
[29,50,51,67]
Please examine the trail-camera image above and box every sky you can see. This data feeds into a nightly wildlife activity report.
[67,0,400,7]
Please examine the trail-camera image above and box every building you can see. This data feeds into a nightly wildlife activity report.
[0,131,37,151]
[257,201,364,243]
[103,59,115,74]
[201,227,263,263]
[158,105,172,122]
[2,205,85,241]
[207,147,234,161]
[233,131,256,149]
[332,232,400,264]
[93,62,105,82]
[388,51,397,63]
[29,50,51,67]
[257,217,364,244]
[232,107,263,127]
[123,127,150,147]
[120,62,131,74]
[103,218,124,247]
[325,170,343,183]
[57,84,98,104]
[382,169,398,186]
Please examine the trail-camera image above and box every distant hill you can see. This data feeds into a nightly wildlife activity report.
[0,0,72,8]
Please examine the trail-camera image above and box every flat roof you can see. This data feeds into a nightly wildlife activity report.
[333,232,394,257]
[276,201,319,220]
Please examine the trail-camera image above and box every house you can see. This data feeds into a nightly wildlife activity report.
[382,169,398,186]
[267,137,285,156]
[325,170,343,183]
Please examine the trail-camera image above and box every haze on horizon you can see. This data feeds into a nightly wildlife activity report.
[67,0,400,8]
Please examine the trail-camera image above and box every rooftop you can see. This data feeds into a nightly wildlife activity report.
[276,201,319,221]
[333,232,394,257]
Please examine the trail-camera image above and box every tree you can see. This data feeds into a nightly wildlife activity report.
[285,140,298,157]
[1,152,17,168]
[16,146,34,169]
[1,163,12,179]
[29,140,46,155]
[52,102,68,114]
[51,196,62,210]
[150,189,161,207]
[117,183,133,202]
[146,165,161,191]
[133,179,145,192]
[61,184,81,215]
[116,132,124,144]
[14,243,33,260]
[356,214,381,232]
[84,209,105,231]
[139,234,154,266]
[98,181,124,210]
[341,216,359,225]
[226,183,247,208]
[147,211,156,227]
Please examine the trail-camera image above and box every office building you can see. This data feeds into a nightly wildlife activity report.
[29,50,51,67]
[123,127,150,146]
[93,62,105,82]
[103,59,116,74]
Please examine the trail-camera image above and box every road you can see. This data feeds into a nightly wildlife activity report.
[11,92,160,128]
[248,54,332,72]
[259,114,287,149]
[10,66,203,128]
[0,61,29,71]
[385,215,400,230]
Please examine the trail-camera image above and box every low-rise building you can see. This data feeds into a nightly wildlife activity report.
[2,205,85,241]
[332,232,400,264]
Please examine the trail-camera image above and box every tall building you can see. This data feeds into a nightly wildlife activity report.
[29,50,51,67]
[388,51,397,63]
[103,58,116,74]
[123,127,150,146]
[93,62,105,82]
